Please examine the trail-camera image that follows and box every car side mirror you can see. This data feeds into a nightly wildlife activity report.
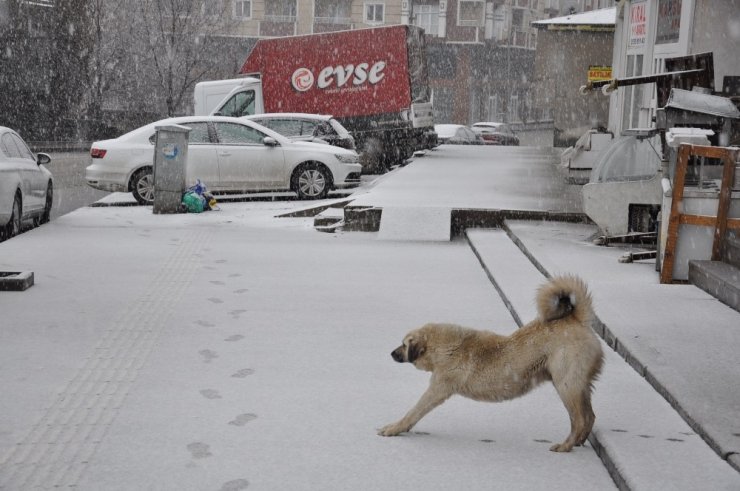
[37,153,51,166]
[148,134,156,144]
[263,137,279,147]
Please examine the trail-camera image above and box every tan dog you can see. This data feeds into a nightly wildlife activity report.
[378,275,603,452]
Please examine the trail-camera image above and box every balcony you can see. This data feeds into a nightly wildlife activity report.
[313,16,353,33]
[260,15,297,37]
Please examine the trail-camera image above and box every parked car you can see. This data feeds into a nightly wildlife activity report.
[471,122,520,146]
[434,124,484,145]
[85,116,362,205]
[0,127,53,240]
[241,113,356,150]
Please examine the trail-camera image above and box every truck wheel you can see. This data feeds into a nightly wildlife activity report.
[292,163,331,200]
[359,137,386,174]
[130,167,154,205]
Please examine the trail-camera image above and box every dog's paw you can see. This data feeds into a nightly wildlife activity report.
[549,442,574,452]
[378,423,407,437]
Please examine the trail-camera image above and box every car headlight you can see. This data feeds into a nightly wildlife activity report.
[335,153,359,164]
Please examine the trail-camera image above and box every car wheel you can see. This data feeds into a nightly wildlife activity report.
[35,181,53,226]
[5,192,22,238]
[292,163,331,200]
[130,168,154,205]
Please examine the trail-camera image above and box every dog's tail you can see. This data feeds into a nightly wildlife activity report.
[536,275,593,324]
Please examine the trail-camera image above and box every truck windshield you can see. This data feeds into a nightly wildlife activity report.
[217,90,256,117]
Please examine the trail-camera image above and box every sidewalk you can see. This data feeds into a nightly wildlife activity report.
[1,146,739,489]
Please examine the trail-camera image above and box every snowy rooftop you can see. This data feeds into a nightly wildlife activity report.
[533,7,616,27]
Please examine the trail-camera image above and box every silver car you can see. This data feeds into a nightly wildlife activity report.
[241,113,355,150]
[85,116,362,205]
[0,127,53,240]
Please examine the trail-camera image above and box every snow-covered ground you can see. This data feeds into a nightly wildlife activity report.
[1,145,738,490]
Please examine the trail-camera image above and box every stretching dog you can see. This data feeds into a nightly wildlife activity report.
[378,275,603,452]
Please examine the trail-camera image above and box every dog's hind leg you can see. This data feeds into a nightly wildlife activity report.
[550,378,590,452]
[378,382,452,437]
[575,393,595,446]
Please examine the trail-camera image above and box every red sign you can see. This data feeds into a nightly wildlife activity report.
[240,26,412,119]
[628,0,647,49]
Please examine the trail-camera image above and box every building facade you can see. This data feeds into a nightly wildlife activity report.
[206,0,615,127]
[608,0,740,135]
[532,8,615,146]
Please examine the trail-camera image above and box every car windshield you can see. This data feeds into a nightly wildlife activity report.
[435,125,461,138]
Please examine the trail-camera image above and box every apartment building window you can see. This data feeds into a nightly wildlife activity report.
[266,0,297,20]
[487,95,499,122]
[413,4,439,36]
[509,95,519,122]
[458,0,485,27]
[365,3,385,24]
[234,0,251,19]
[316,1,351,22]
[203,0,224,16]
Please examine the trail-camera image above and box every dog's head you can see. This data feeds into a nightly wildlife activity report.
[390,330,426,365]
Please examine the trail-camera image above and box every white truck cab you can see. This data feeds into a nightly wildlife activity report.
[193,77,264,117]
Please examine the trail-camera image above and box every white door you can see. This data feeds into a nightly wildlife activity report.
[212,122,286,191]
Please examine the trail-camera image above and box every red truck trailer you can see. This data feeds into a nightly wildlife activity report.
[194,25,435,172]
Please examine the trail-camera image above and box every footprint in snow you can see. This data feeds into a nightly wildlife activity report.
[229,413,257,426]
[200,389,222,400]
[231,368,254,378]
[199,349,218,363]
[220,479,249,491]
[186,442,212,459]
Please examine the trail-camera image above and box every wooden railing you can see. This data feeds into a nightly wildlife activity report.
[660,144,740,283]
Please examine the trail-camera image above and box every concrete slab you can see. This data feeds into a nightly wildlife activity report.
[377,207,451,241]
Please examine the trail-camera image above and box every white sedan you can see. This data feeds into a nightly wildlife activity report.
[85,116,362,205]
[0,127,53,240]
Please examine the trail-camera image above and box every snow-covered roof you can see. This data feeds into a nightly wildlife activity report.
[533,7,616,27]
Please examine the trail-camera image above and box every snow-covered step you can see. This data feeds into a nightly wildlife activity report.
[466,227,740,490]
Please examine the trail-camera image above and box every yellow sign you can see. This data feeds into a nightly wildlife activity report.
[588,66,612,82]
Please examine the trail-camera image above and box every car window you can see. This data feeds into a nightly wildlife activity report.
[1,133,22,158]
[11,134,34,160]
[186,122,210,144]
[313,122,335,137]
[217,90,255,118]
[0,134,13,157]
[214,122,266,145]
[264,119,303,137]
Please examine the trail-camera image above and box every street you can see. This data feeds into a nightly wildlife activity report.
[45,151,109,221]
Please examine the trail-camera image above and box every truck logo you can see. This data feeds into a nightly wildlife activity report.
[291,68,315,92]
[291,61,386,92]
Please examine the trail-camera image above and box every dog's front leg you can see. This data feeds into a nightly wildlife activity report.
[378,381,451,437]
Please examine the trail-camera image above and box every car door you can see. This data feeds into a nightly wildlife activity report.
[212,122,285,191]
[180,122,220,188]
[2,133,42,213]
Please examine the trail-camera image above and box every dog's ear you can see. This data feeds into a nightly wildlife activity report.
[407,337,426,363]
